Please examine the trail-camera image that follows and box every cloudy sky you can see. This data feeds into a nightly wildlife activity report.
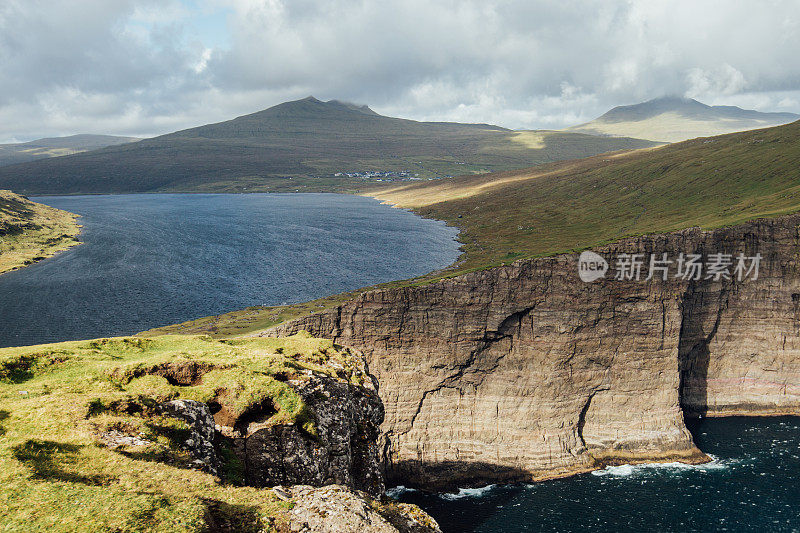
[1,0,799,142]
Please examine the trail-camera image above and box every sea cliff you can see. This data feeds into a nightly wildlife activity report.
[267,214,800,489]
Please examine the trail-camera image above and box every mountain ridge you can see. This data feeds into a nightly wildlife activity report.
[162,96,509,139]
[569,96,799,142]
[0,134,140,167]
[0,97,655,195]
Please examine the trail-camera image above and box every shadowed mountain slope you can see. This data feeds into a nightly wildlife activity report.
[0,97,656,194]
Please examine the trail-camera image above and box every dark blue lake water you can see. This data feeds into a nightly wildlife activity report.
[394,416,800,532]
[0,193,460,348]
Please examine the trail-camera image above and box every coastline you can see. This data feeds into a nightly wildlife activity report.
[391,416,800,532]
[15,190,800,494]
[390,447,714,493]
[0,227,82,275]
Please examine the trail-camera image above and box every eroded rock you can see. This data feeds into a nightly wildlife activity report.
[285,484,441,533]
[161,399,219,476]
[219,370,385,495]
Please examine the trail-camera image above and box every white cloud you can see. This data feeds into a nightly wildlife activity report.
[0,0,799,142]
[686,64,748,100]
[194,48,213,73]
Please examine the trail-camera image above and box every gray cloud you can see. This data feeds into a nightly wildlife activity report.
[1,0,799,142]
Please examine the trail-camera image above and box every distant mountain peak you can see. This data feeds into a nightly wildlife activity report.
[598,96,709,123]
[246,96,381,121]
[648,95,701,104]
[297,96,378,114]
[325,99,379,116]
[568,95,799,143]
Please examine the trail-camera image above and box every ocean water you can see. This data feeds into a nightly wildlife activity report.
[0,193,460,347]
[394,417,800,532]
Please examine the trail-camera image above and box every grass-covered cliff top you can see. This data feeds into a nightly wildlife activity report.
[147,120,800,338]
[0,332,366,532]
[0,189,81,274]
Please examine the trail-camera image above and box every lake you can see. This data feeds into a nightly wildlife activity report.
[0,193,460,347]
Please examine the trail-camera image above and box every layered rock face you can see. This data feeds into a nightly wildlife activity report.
[677,218,800,417]
[268,215,800,488]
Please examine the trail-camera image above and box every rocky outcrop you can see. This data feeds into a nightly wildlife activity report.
[285,484,441,533]
[93,340,441,530]
[218,372,385,495]
[267,214,800,489]
[160,399,220,475]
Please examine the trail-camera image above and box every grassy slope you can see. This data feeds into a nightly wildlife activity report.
[148,119,800,337]
[0,190,81,274]
[367,120,800,272]
[0,332,373,532]
[0,97,656,195]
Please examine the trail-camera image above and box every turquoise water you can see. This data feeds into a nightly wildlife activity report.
[394,417,800,532]
[0,193,460,347]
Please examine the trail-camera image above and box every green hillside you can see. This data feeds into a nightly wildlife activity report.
[0,97,656,195]
[151,119,800,337]
[371,119,800,272]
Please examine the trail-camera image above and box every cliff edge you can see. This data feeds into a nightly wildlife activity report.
[0,333,440,532]
[267,214,800,489]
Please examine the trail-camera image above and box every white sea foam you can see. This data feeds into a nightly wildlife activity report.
[590,454,732,477]
[592,464,636,477]
[386,485,417,499]
[440,484,497,500]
